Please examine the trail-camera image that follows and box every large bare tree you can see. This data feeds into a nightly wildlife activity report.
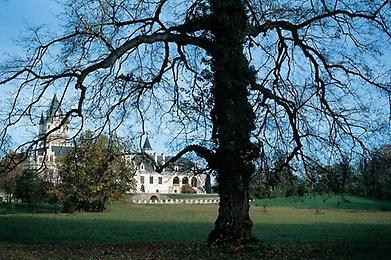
[0,0,390,244]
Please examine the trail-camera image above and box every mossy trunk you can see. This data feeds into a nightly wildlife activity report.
[208,0,258,244]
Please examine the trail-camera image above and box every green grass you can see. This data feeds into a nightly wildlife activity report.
[0,203,216,244]
[251,194,391,211]
[0,202,60,214]
[1,196,390,259]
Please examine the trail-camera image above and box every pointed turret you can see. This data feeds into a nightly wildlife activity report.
[39,94,68,147]
[47,94,62,120]
[142,136,153,151]
[39,113,45,125]
[38,113,46,137]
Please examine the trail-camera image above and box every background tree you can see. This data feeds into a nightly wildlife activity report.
[0,0,390,243]
[250,150,307,199]
[14,170,52,213]
[359,144,391,199]
[205,174,212,194]
[314,156,352,194]
[0,152,21,203]
[181,184,196,194]
[58,131,134,212]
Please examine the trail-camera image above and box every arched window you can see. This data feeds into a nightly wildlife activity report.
[191,177,197,187]
[150,195,158,202]
[182,177,188,185]
[173,176,180,185]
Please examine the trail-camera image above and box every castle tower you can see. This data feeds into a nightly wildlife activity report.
[142,136,155,157]
[39,113,46,137]
[39,94,68,147]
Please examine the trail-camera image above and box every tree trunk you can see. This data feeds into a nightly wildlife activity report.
[208,166,256,244]
[208,0,258,244]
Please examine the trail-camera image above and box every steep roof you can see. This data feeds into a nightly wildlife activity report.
[39,113,45,125]
[142,136,153,151]
[46,94,62,120]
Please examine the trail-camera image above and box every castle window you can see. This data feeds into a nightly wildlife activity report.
[158,177,162,184]
[173,177,179,185]
[150,176,154,184]
[140,176,145,184]
[191,177,198,187]
[182,177,188,185]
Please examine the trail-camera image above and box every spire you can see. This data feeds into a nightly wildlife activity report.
[47,94,62,119]
[142,136,153,151]
[39,113,45,125]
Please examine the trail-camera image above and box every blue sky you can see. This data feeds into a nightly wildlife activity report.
[0,1,60,151]
[0,1,170,153]
[0,1,389,156]
[0,0,60,58]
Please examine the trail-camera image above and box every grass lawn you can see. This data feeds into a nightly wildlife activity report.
[251,194,391,211]
[0,195,390,259]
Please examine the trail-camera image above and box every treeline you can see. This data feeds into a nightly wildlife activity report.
[0,131,134,213]
[250,144,391,200]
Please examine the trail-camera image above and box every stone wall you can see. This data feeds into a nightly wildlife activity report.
[132,198,220,204]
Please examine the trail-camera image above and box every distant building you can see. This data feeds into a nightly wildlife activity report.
[128,137,206,194]
[23,95,206,193]
[23,94,71,183]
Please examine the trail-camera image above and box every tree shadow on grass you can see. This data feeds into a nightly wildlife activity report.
[1,215,391,259]
[1,215,390,245]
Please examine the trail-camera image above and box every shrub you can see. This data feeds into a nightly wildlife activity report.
[181,184,196,194]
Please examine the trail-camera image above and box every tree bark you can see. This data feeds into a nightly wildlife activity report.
[207,0,258,244]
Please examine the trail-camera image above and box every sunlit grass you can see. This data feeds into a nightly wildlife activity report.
[1,196,390,259]
[251,194,391,211]
[1,197,390,244]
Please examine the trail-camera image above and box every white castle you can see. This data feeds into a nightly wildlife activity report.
[25,95,206,194]
[24,94,71,183]
[128,137,206,194]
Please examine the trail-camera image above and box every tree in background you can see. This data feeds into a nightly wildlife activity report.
[0,0,390,243]
[359,144,391,200]
[205,174,212,194]
[181,184,196,193]
[58,131,134,212]
[314,156,352,194]
[0,152,22,203]
[250,150,307,199]
[15,170,53,213]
